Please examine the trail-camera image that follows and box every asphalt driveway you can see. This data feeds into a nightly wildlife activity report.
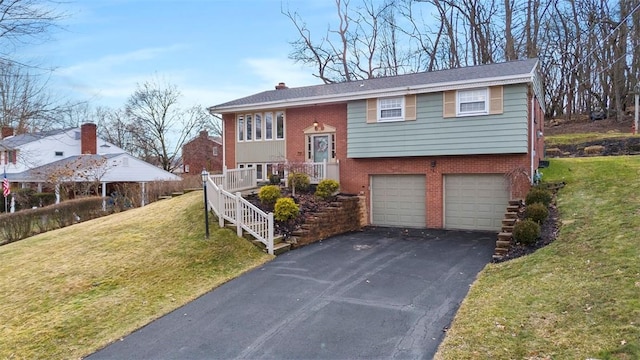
[87,227,495,360]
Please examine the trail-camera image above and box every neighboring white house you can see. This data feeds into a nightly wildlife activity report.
[0,123,181,206]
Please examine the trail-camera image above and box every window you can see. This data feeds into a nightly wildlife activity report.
[458,88,488,115]
[265,112,273,140]
[246,114,253,140]
[255,113,262,140]
[6,150,17,164]
[256,164,263,180]
[378,97,404,121]
[55,151,64,157]
[184,164,190,173]
[213,147,219,156]
[276,111,285,139]
[238,111,283,142]
[237,116,244,141]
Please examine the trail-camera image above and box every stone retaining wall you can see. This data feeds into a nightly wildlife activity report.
[289,195,361,248]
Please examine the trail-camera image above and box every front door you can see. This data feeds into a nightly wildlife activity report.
[312,135,329,163]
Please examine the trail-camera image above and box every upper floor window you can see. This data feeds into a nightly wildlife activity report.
[265,112,273,140]
[237,111,284,142]
[246,114,253,140]
[5,150,17,164]
[378,97,404,122]
[254,113,262,140]
[276,111,285,139]
[237,116,244,141]
[457,88,488,116]
[213,147,219,156]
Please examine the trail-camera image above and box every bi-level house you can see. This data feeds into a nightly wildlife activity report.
[208,59,545,231]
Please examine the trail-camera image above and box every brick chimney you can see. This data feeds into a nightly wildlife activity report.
[80,123,97,155]
[1,126,13,139]
[275,82,288,90]
[199,130,208,138]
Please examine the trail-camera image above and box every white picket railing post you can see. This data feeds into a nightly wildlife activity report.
[267,213,274,255]
[218,183,225,228]
[235,192,242,237]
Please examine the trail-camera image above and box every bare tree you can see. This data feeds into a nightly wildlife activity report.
[125,78,207,172]
[0,0,64,58]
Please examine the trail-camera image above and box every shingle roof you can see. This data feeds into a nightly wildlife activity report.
[209,58,539,112]
[0,128,73,148]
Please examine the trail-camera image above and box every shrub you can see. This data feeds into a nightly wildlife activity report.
[525,202,549,224]
[258,185,281,206]
[315,179,340,199]
[269,174,281,185]
[287,172,310,193]
[274,197,300,222]
[513,219,541,245]
[525,187,553,207]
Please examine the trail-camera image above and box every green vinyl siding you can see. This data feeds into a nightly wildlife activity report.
[235,140,286,163]
[347,84,529,158]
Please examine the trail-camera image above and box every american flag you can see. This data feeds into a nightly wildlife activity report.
[2,169,9,198]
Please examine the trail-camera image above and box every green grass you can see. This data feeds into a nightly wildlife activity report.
[545,132,640,146]
[0,191,272,360]
[436,156,640,359]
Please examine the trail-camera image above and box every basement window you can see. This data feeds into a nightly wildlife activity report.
[55,151,64,157]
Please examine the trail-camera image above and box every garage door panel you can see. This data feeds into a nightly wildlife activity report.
[371,175,426,228]
[445,174,509,231]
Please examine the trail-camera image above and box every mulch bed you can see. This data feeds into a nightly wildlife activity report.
[493,203,560,262]
[245,189,334,238]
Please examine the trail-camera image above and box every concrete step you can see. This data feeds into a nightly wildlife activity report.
[502,218,517,226]
[509,199,523,206]
[497,232,512,241]
[501,225,514,233]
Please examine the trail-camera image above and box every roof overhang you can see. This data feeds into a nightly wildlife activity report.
[208,72,536,114]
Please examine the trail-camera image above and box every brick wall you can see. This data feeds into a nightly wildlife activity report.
[182,130,223,174]
[285,104,348,162]
[339,154,531,228]
[223,113,236,168]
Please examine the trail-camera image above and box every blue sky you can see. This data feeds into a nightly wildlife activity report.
[18,0,335,109]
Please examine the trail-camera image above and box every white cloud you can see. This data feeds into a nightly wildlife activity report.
[58,44,187,77]
[243,57,320,89]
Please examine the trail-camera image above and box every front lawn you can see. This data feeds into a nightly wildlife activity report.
[436,156,640,359]
[0,191,272,359]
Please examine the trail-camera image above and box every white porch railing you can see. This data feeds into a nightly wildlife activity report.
[205,169,274,255]
[210,167,257,191]
[287,160,340,184]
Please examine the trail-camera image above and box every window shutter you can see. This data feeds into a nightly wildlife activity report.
[489,86,503,114]
[405,95,416,121]
[366,99,377,123]
[443,91,456,118]
[305,135,311,161]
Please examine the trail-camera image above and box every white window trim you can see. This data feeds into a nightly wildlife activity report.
[456,88,489,116]
[377,96,405,122]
